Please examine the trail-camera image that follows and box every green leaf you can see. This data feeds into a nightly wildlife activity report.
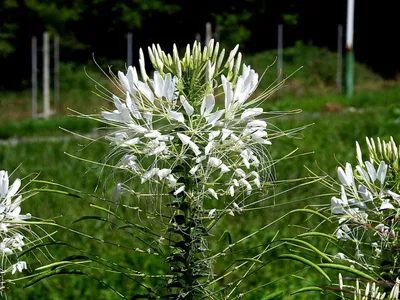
[298,232,337,241]
[72,215,108,224]
[18,242,68,258]
[261,291,284,300]
[89,204,115,215]
[277,254,331,282]
[288,209,330,222]
[290,286,324,296]
[236,258,263,264]
[318,263,375,281]
[33,188,81,198]
[24,268,86,288]
[281,238,333,262]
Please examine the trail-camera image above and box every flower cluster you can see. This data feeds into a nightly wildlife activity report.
[100,40,275,216]
[337,273,400,300]
[329,137,400,280]
[0,170,32,291]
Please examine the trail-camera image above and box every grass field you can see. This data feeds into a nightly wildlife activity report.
[1,46,400,299]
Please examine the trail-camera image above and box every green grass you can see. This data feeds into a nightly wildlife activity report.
[1,91,399,299]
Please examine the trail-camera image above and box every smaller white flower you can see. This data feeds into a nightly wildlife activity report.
[388,190,400,204]
[177,133,201,156]
[221,129,232,141]
[380,199,395,210]
[173,185,185,196]
[207,188,218,200]
[208,208,216,218]
[189,165,200,175]
[208,157,222,168]
[241,108,263,121]
[333,252,348,260]
[157,169,172,180]
[141,168,160,184]
[112,183,122,200]
[10,261,27,275]
[336,228,351,240]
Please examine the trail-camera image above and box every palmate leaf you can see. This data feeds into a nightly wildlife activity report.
[277,254,331,282]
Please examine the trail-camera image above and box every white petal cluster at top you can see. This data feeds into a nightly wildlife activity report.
[0,170,30,280]
[98,40,274,215]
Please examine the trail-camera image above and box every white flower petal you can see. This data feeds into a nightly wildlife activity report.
[153,71,164,98]
[377,161,387,184]
[356,141,363,167]
[356,165,370,183]
[380,200,395,210]
[7,178,21,199]
[219,164,230,174]
[126,66,139,91]
[168,110,184,123]
[365,161,377,182]
[126,92,142,119]
[157,169,171,180]
[137,82,154,103]
[388,190,400,203]
[173,185,185,196]
[338,166,352,186]
[0,170,9,198]
[207,110,225,125]
[221,129,233,141]
[241,108,263,120]
[358,185,373,201]
[205,141,215,155]
[208,208,216,218]
[179,95,194,117]
[208,188,218,200]
[177,133,191,145]
[201,94,215,116]
[222,75,233,113]
[118,71,131,93]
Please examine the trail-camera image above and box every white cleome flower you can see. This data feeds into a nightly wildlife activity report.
[93,41,278,223]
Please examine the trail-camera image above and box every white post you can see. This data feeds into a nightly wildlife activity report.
[195,33,201,43]
[127,32,133,67]
[345,0,355,97]
[54,34,60,113]
[31,36,37,118]
[43,32,50,118]
[277,24,283,95]
[337,24,343,93]
[214,24,220,42]
[205,22,212,45]
[346,0,355,49]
